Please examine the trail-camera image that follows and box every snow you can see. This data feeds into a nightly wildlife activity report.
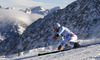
[0,39,100,60]
[18,25,25,34]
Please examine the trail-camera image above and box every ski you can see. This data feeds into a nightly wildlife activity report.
[38,49,70,56]
[38,45,87,56]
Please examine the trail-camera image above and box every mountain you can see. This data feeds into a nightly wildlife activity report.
[0,5,14,10]
[0,9,29,40]
[0,19,28,41]
[0,6,44,40]
[0,0,100,56]
[0,20,27,40]
[0,5,4,9]
[20,6,60,15]
[0,6,2,9]
[20,0,100,50]
[5,7,14,10]
[49,6,61,13]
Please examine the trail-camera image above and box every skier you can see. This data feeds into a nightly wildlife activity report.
[53,23,79,50]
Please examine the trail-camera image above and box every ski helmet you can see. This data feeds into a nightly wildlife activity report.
[53,23,61,32]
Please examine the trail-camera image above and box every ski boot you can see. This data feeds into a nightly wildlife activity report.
[58,45,62,50]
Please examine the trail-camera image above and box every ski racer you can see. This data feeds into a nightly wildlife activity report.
[53,23,79,50]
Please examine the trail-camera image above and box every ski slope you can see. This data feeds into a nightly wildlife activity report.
[0,39,100,60]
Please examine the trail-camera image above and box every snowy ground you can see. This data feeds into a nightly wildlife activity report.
[0,39,100,60]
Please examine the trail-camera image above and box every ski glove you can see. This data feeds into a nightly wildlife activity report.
[53,34,59,39]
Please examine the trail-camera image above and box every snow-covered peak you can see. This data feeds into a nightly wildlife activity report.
[5,7,15,10]
[20,6,46,15]
[0,5,14,10]
[21,6,60,15]
[31,6,45,11]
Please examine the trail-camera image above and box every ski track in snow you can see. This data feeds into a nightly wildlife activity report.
[0,44,99,60]
[0,39,100,60]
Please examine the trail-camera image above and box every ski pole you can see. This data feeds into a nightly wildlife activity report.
[64,33,82,37]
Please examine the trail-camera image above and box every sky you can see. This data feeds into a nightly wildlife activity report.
[0,0,76,9]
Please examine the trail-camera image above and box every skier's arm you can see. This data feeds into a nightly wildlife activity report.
[57,26,65,36]
[53,26,65,39]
